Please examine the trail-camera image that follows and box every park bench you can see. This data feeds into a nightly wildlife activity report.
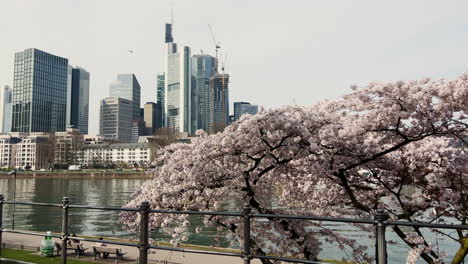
[53,242,87,258]
[68,242,88,258]
[93,246,127,263]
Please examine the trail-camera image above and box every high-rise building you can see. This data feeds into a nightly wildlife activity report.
[208,74,229,133]
[109,74,141,122]
[67,67,90,134]
[164,23,192,133]
[0,85,13,133]
[12,48,68,132]
[99,97,133,142]
[192,54,217,133]
[143,102,160,135]
[234,102,258,121]
[165,23,174,43]
[234,102,250,121]
[156,73,165,127]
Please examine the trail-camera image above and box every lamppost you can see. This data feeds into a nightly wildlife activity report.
[8,168,16,230]
[9,136,22,230]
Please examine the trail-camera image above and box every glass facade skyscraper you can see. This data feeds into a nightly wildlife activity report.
[234,102,258,121]
[0,85,12,133]
[164,26,192,133]
[109,74,141,122]
[192,54,216,133]
[208,74,229,133]
[12,48,69,132]
[156,73,165,127]
[69,67,90,134]
[99,97,133,142]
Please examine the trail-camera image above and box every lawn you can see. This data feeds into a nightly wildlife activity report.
[0,248,95,264]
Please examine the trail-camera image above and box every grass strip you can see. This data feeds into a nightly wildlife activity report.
[0,248,95,264]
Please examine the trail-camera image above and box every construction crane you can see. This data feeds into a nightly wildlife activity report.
[220,52,228,73]
[208,24,221,65]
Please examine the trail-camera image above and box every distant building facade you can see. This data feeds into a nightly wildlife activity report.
[143,102,159,135]
[99,97,133,142]
[192,54,217,133]
[0,85,13,133]
[156,73,165,128]
[0,133,52,170]
[68,67,90,134]
[208,74,229,133]
[234,102,258,121]
[12,48,68,133]
[83,134,115,145]
[77,142,152,168]
[164,23,192,133]
[53,128,84,167]
[109,74,141,122]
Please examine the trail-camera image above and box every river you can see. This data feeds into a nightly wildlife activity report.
[0,177,463,263]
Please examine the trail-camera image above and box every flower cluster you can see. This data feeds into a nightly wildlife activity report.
[120,73,467,263]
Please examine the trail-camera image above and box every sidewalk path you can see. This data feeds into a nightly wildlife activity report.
[3,232,262,264]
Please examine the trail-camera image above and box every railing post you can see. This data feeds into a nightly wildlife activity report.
[0,194,3,256]
[374,208,388,264]
[242,202,252,264]
[139,201,150,264]
[61,197,70,264]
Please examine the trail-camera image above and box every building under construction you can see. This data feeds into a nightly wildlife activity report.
[208,73,229,134]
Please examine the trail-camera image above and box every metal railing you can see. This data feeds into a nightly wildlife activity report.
[0,194,467,264]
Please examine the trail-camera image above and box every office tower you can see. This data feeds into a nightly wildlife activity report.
[99,97,133,142]
[144,102,160,135]
[164,23,192,133]
[234,102,258,121]
[0,85,13,132]
[67,67,90,134]
[192,54,217,133]
[165,23,173,43]
[12,48,68,132]
[208,74,229,133]
[109,74,141,122]
[156,73,165,127]
[234,102,250,121]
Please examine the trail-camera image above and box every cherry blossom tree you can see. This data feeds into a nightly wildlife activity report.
[121,73,467,263]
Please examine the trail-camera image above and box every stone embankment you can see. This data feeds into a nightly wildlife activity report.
[0,171,151,179]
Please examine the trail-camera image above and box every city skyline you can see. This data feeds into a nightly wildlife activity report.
[1,1,468,134]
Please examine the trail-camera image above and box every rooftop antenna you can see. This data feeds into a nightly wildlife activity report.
[170,1,174,25]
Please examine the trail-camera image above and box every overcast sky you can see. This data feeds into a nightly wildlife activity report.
[1,0,468,134]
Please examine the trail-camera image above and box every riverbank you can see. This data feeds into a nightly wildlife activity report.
[0,171,151,179]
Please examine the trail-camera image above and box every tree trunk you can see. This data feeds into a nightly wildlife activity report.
[452,237,468,264]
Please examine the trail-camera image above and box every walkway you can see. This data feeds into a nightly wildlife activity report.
[3,232,262,264]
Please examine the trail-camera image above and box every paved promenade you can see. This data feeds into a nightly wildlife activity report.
[3,232,262,264]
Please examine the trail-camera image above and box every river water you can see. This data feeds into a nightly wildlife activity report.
[0,178,462,263]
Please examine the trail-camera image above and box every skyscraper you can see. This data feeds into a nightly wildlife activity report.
[99,97,133,142]
[143,102,159,135]
[192,54,217,133]
[234,102,258,121]
[0,85,12,133]
[164,23,192,133]
[68,67,90,134]
[109,74,141,122]
[156,73,165,127]
[208,74,229,133]
[12,48,68,132]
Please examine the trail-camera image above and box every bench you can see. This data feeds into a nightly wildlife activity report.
[93,246,127,263]
[68,242,88,258]
[53,242,87,258]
